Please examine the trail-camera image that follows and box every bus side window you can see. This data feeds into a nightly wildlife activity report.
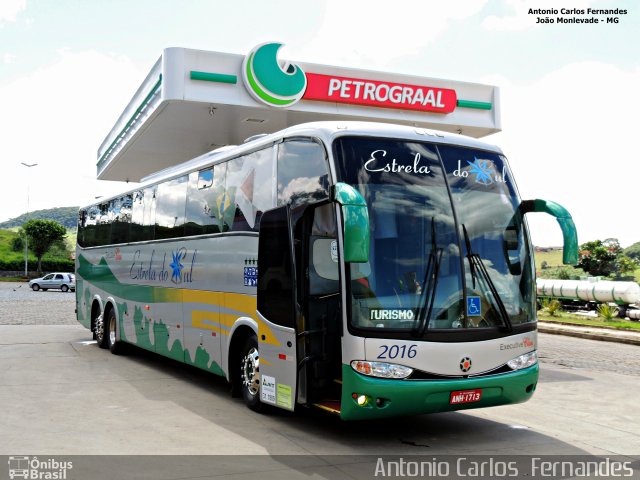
[155,175,188,240]
[185,165,226,236]
[277,139,329,208]
[130,190,145,242]
[77,210,87,247]
[111,194,132,244]
[224,147,274,232]
[142,187,157,240]
[94,203,111,246]
[84,205,99,247]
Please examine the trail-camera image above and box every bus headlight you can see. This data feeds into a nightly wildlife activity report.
[507,351,537,371]
[351,360,413,379]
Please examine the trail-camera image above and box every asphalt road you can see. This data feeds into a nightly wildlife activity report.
[0,282,638,478]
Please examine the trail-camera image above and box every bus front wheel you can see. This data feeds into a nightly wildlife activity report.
[240,335,262,412]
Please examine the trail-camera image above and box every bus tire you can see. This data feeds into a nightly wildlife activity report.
[240,334,262,412]
[95,312,108,349]
[105,308,124,355]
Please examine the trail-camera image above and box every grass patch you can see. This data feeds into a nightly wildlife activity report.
[534,248,565,268]
[0,276,27,282]
[538,311,640,331]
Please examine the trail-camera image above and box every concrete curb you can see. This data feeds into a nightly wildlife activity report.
[538,322,640,347]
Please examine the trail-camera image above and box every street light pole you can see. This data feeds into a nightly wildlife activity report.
[21,162,38,278]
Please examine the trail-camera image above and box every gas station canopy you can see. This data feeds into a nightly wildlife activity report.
[97,44,501,182]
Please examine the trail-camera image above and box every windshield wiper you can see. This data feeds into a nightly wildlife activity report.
[413,219,442,337]
[462,224,513,332]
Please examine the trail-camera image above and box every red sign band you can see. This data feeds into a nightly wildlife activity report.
[303,73,457,114]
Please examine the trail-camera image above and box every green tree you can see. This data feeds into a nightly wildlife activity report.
[577,239,620,277]
[23,219,67,274]
[624,241,640,261]
[577,238,638,278]
[10,230,24,252]
[613,255,639,279]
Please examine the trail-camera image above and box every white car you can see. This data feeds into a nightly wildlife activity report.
[29,273,76,292]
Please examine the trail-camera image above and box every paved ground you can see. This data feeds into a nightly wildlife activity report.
[0,282,639,478]
[538,332,640,376]
[0,282,76,325]
[2,282,639,375]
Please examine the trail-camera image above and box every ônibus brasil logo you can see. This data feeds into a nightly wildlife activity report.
[242,42,307,108]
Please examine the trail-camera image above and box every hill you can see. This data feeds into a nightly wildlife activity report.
[0,206,79,229]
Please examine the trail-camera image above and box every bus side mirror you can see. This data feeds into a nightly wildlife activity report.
[520,199,578,265]
[331,183,370,263]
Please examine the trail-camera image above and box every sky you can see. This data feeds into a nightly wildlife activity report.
[0,0,638,247]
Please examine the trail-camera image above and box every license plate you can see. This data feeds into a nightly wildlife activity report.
[449,389,482,405]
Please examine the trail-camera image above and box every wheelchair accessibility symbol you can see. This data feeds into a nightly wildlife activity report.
[467,296,481,317]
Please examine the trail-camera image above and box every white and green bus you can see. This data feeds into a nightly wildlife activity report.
[76,121,577,420]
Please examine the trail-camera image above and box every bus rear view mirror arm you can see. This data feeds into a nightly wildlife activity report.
[520,199,578,265]
[331,183,370,263]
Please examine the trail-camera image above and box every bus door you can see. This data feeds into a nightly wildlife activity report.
[257,202,342,412]
[294,202,342,409]
[256,205,298,411]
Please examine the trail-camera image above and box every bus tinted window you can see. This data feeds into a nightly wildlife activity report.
[110,194,132,244]
[185,165,227,236]
[257,206,294,328]
[77,210,87,247]
[225,157,250,232]
[142,186,157,240]
[94,203,111,246]
[83,205,99,247]
[224,148,274,232]
[277,140,329,207]
[155,176,188,239]
[130,190,145,242]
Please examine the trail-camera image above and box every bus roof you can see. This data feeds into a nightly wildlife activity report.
[97,45,501,183]
[82,120,503,210]
[95,121,500,197]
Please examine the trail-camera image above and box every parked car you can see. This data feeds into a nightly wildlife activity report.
[29,273,76,292]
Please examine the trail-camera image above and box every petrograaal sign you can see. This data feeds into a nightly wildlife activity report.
[303,73,457,114]
[241,43,458,114]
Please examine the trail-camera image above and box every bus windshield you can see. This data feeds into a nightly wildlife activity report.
[333,136,534,337]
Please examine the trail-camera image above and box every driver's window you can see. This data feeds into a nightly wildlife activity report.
[308,204,339,296]
[43,274,53,280]
[277,139,330,208]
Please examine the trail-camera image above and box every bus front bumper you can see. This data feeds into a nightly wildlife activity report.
[340,363,539,421]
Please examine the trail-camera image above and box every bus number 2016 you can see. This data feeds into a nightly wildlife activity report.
[377,344,418,359]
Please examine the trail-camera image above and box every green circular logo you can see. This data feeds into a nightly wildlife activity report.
[242,42,307,108]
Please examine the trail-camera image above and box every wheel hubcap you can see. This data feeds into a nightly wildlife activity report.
[109,316,116,345]
[241,347,260,396]
[95,314,104,342]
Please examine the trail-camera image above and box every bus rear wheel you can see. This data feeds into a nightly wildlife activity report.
[240,335,262,412]
[105,308,124,355]
[95,312,108,349]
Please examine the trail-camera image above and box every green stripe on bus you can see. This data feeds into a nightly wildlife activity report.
[339,363,538,420]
